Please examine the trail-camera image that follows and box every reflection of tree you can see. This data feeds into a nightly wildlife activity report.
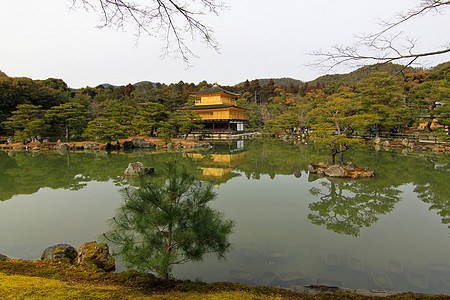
[308,179,402,237]
[416,183,449,229]
[237,139,317,180]
[0,150,196,201]
[413,160,450,230]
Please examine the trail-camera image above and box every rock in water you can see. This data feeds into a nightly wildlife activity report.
[84,142,99,150]
[122,140,133,150]
[53,144,70,151]
[131,137,152,148]
[77,241,115,272]
[41,244,77,263]
[124,162,154,176]
[324,165,346,177]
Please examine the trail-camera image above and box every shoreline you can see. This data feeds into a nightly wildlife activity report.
[0,256,447,299]
[1,135,449,154]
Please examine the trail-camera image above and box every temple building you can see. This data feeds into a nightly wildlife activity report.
[178,84,249,133]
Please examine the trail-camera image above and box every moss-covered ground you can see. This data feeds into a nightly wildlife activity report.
[0,257,448,299]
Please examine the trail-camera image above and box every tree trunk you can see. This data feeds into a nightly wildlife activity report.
[184,129,192,140]
[331,148,337,165]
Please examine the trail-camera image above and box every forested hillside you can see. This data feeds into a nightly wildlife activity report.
[0,62,448,143]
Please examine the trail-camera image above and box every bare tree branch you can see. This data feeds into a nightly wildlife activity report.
[71,0,226,63]
[310,1,450,71]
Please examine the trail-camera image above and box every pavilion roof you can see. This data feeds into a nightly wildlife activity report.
[191,84,240,97]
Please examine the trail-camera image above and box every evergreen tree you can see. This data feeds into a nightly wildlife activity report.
[170,110,204,139]
[356,73,407,134]
[103,161,234,280]
[308,89,376,164]
[3,104,49,143]
[82,117,126,142]
[45,102,91,142]
[133,102,169,136]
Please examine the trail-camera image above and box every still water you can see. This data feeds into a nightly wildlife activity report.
[0,139,449,294]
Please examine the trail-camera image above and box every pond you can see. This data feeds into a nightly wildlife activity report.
[0,139,449,294]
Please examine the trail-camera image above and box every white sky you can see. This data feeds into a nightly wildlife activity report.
[1,0,449,88]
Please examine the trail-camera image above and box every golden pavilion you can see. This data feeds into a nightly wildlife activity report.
[178,83,249,133]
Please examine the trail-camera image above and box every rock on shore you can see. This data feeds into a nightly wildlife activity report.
[40,241,115,272]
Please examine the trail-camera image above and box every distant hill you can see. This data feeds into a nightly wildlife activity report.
[96,83,118,88]
[425,61,450,80]
[133,81,157,88]
[307,63,423,86]
[96,81,156,88]
[235,77,303,88]
[0,71,8,77]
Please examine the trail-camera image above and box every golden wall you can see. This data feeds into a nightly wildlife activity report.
[195,94,236,106]
[194,108,247,120]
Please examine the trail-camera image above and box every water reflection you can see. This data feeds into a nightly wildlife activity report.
[0,139,449,294]
[0,140,449,231]
[307,178,401,237]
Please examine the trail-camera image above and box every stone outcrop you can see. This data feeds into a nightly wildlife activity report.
[131,137,153,148]
[308,162,375,179]
[77,241,115,272]
[53,144,70,151]
[83,142,99,150]
[122,138,154,150]
[324,165,346,177]
[194,142,213,148]
[124,162,154,177]
[105,142,120,150]
[293,170,302,178]
[122,140,133,150]
[41,244,77,263]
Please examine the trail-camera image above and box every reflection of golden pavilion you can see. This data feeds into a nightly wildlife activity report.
[185,151,249,183]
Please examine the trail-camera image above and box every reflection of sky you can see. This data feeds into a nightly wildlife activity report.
[0,147,449,294]
[0,181,123,260]
[175,174,450,294]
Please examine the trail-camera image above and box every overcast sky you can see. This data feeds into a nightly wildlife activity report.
[1,0,449,88]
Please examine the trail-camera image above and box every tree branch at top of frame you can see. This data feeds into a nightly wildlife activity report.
[309,1,450,71]
[71,0,227,63]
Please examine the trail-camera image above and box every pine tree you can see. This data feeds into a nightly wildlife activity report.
[308,88,376,164]
[3,104,49,143]
[103,161,234,280]
[45,102,91,142]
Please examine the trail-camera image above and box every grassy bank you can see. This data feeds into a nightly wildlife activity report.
[0,257,448,299]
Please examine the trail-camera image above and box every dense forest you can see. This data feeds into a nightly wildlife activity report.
[0,62,449,143]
